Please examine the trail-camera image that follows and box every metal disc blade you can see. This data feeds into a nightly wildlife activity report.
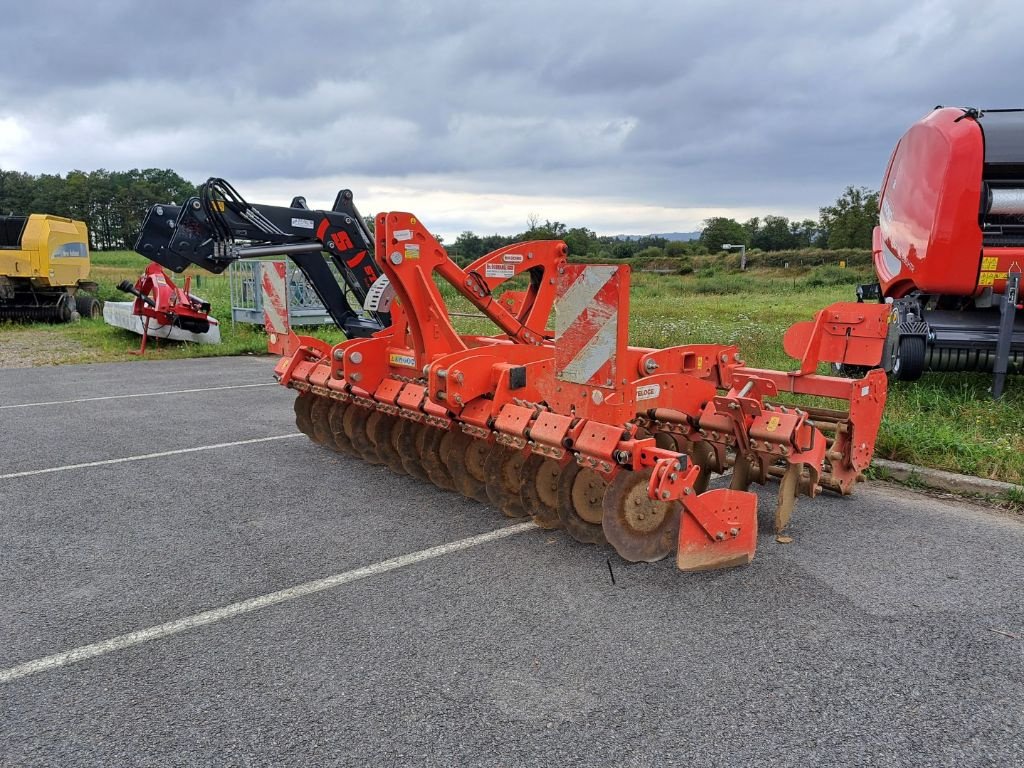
[519,454,563,530]
[483,445,529,518]
[420,427,456,491]
[310,397,336,449]
[396,420,431,482]
[602,469,680,563]
[293,393,315,438]
[444,432,491,503]
[369,413,406,474]
[556,462,608,545]
[343,403,380,463]
[327,401,356,455]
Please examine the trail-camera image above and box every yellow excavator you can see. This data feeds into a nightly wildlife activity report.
[0,213,100,321]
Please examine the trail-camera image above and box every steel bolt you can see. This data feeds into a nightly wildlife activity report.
[661,491,671,499]
[333,349,344,361]
[390,252,403,265]
[730,527,739,536]
[715,532,725,541]
[683,487,693,495]
[350,351,363,364]
[644,359,659,373]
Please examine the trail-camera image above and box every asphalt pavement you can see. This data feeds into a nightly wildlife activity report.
[1,356,1022,767]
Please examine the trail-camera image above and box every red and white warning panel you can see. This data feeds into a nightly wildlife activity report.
[261,261,298,356]
[554,264,630,389]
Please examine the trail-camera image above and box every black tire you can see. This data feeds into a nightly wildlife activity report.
[75,294,101,319]
[891,336,926,382]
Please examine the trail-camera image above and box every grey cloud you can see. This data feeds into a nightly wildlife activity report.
[1,0,1022,234]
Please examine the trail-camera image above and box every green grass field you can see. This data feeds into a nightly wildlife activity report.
[2,250,1021,485]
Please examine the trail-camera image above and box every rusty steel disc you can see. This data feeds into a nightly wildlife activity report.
[293,393,315,438]
[602,469,681,562]
[310,397,336,449]
[420,427,456,491]
[775,462,802,533]
[519,454,563,530]
[369,413,406,474]
[396,420,432,482]
[327,401,356,455]
[445,431,490,503]
[483,445,529,518]
[556,462,608,545]
[343,403,380,463]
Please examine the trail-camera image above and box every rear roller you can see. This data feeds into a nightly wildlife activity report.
[293,392,315,439]
[557,462,608,545]
[519,454,564,529]
[483,445,529,518]
[420,427,457,491]
[445,431,491,503]
[601,469,680,563]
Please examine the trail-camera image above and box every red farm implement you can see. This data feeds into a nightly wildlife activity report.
[136,180,887,571]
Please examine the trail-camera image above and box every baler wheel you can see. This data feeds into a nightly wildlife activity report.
[310,397,336,448]
[446,432,490,503]
[343,403,381,463]
[557,463,608,545]
[328,401,356,455]
[519,454,563,529]
[775,463,801,533]
[891,336,925,382]
[602,469,681,562]
[369,413,407,474]
[396,420,432,481]
[421,427,456,491]
[483,445,529,518]
[293,393,315,439]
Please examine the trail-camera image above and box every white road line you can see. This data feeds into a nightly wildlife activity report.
[0,523,537,684]
[0,434,304,480]
[0,382,276,410]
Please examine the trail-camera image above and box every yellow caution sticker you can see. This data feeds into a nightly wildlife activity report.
[766,415,781,432]
[982,256,999,271]
[979,271,999,287]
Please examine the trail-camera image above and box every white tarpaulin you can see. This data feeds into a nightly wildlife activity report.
[102,301,222,345]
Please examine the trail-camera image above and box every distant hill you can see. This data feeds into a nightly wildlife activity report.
[611,231,701,242]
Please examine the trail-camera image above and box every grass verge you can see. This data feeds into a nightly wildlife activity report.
[1,252,1021,484]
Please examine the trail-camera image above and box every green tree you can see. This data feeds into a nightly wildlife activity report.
[819,186,879,249]
[699,217,748,253]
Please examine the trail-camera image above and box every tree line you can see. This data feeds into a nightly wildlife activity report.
[0,168,197,250]
[447,186,879,264]
[0,167,877,259]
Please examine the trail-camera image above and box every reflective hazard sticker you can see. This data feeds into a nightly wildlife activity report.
[485,263,515,279]
[636,383,660,401]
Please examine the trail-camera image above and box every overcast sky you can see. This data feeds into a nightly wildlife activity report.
[1,0,1021,239]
